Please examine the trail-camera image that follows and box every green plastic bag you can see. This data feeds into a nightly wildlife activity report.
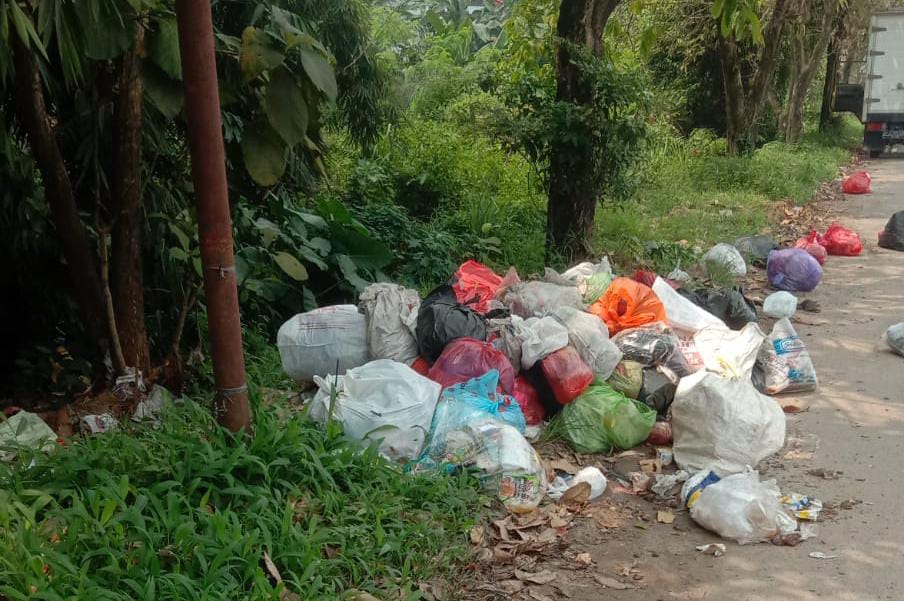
[606,360,643,399]
[554,381,656,454]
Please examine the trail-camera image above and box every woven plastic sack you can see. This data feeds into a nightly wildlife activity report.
[552,307,622,380]
[767,248,822,292]
[756,318,817,394]
[428,338,515,394]
[671,371,786,476]
[278,305,369,382]
[878,211,904,251]
[417,285,487,361]
[842,170,870,194]
[513,376,545,425]
[553,381,656,454]
[703,243,747,278]
[605,360,644,399]
[310,360,441,462]
[793,231,827,265]
[540,346,593,405]
[359,283,420,365]
[589,277,667,336]
[451,260,503,313]
[822,223,863,256]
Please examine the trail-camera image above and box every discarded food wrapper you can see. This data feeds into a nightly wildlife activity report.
[656,446,674,466]
[652,470,689,497]
[80,413,118,434]
[780,493,823,521]
[696,543,726,557]
[757,318,818,394]
[548,466,607,501]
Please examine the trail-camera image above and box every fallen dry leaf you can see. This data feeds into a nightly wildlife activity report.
[592,506,622,529]
[469,525,485,546]
[536,527,558,544]
[549,516,568,529]
[592,575,634,590]
[792,314,828,326]
[639,459,662,475]
[514,569,557,585]
[549,458,581,474]
[529,591,555,601]
[498,579,525,594]
[575,552,592,566]
[779,397,810,413]
[656,510,675,524]
[561,481,591,504]
[262,552,282,582]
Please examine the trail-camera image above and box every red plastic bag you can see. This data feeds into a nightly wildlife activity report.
[842,171,871,194]
[589,278,668,336]
[646,420,672,445]
[411,356,432,376]
[822,223,863,256]
[513,376,545,425]
[428,338,515,393]
[793,231,827,265]
[633,270,679,289]
[451,260,503,313]
[540,346,593,405]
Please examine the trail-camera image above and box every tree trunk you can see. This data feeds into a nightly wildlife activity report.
[111,23,150,373]
[820,5,847,131]
[718,37,746,155]
[546,0,619,261]
[11,36,110,353]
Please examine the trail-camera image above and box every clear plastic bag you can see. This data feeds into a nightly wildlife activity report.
[278,305,369,382]
[487,315,524,373]
[762,291,797,319]
[693,322,766,381]
[548,466,607,500]
[516,316,569,370]
[689,470,796,544]
[652,277,728,334]
[757,318,817,394]
[561,258,614,304]
[359,283,420,365]
[885,322,904,357]
[703,243,747,278]
[552,307,622,380]
[310,359,441,462]
[500,281,584,318]
[612,323,691,376]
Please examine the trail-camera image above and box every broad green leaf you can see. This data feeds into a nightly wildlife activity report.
[273,252,308,282]
[239,26,284,81]
[335,254,370,292]
[148,16,182,80]
[169,223,190,251]
[254,217,281,247]
[241,123,287,186]
[297,245,328,271]
[142,61,184,119]
[307,237,331,255]
[79,1,134,60]
[264,68,309,147]
[168,247,188,262]
[300,48,337,102]
[330,226,392,271]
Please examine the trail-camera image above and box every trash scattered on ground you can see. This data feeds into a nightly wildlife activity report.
[756,318,818,394]
[652,470,689,497]
[0,411,57,460]
[763,291,798,319]
[657,509,675,523]
[672,372,786,475]
[878,210,904,251]
[703,243,747,279]
[696,543,727,557]
[311,360,441,462]
[883,322,904,357]
[80,413,118,434]
[548,466,607,501]
[646,421,673,446]
[451,260,503,314]
[359,283,420,365]
[675,287,757,331]
[822,223,863,256]
[780,493,823,521]
[612,323,689,375]
[798,299,820,313]
[794,231,828,265]
[417,285,487,361]
[133,384,173,425]
[808,551,838,560]
[428,338,516,394]
[767,248,823,292]
[278,305,369,382]
[734,235,778,266]
[590,278,667,335]
[842,170,871,194]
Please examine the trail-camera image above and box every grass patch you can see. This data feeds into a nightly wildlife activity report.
[0,399,481,600]
[594,116,862,271]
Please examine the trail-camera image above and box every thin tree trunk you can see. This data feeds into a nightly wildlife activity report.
[718,37,746,155]
[546,0,619,261]
[111,23,150,373]
[11,36,110,353]
[820,4,847,131]
[747,0,791,126]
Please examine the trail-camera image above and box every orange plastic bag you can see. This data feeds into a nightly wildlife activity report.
[451,260,503,314]
[589,277,667,336]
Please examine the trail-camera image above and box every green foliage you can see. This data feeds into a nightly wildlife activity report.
[0,400,481,599]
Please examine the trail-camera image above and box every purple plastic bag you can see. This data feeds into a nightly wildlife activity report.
[766,248,823,292]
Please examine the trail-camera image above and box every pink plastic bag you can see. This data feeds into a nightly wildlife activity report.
[540,346,593,405]
[451,260,503,314]
[428,338,515,393]
[793,231,827,265]
[513,376,545,425]
[822,223,862,256]
[842,171,871,194]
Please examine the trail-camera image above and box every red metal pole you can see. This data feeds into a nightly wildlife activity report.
[175,0,250,431]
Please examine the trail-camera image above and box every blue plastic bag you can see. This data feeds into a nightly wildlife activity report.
[766,248,822,293]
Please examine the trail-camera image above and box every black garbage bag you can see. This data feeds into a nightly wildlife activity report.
[638,366,679,417]
[417,284,487,361]
[878,211,904,251]
[677,287,757,330]
[734,235,777,267]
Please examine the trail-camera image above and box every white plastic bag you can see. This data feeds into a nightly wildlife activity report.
[885,322,904,357]
[0,411,57,461]
[516,316,569,370]
[671,371,785,476]
[561,258,614,303]
[552,307,622,380]
[652,277,728,334]
[278,305,369,382]
[500,281,584,318]
[703,243,747,278]
[311,360,440,462]
[693,322,765,380]
[359,283,420,365]
[757,318,817,394]
[689,470,796,544]
[547,466,607,500]
[762,291,798,319]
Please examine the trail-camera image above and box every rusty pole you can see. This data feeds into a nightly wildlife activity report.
[175,0,250,431]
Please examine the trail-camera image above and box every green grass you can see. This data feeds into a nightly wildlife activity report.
[0,398,481,600]
[593,116,862,272]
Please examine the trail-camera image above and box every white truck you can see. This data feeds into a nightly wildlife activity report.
[834,10,904,157]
